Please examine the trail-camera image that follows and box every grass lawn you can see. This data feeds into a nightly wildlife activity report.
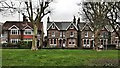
[2,49,119,66]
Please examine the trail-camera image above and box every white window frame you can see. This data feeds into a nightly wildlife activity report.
[70,32,74,37]
[100,39,108,45]
[63,32,65,37]
[60,32,62,37]
[24,29,33,35]
[52,25,55,29]
[83,39,90,48]
[23,38,32,41]
[23,38,32,43]
[11,39,20,44]
[92,34,94,37]
[85,32,88,37]
[52,32,55,37]
[11,29,19,35]
[69,39,75,45]
[70,25,74,29]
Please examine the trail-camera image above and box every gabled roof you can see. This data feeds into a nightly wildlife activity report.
[2,21,43,31]
[8,25,19,30]
[77,22,86,30]
[66,22,78,30]
[47,22,60,30]
[81,23,94,31]
[47,21,77,31]
[22,24,33,30]
[115,24,120,29]
[103,25,113,32]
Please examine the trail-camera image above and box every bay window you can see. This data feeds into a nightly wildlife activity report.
[24,29,32,35]
[11,29,19,35]
[11,39,20,44]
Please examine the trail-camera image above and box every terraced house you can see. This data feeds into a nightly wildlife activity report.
[2,19,43,45]
[47,17,78,48]
[77,18,120,49]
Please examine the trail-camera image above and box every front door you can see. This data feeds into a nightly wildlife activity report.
[59,39,62,47]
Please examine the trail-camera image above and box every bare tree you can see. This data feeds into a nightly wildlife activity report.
[80,2,120,50]
[0,0,53,50]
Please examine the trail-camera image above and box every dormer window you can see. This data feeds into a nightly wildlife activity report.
[70,25,74,29]
[85,32,88,37]
[115,35,118,38]
[116,28,119,31]
[70,32,74,37]
[52,25,55,29]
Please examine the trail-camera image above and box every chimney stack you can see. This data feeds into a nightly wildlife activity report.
[73,16,76,24]
[22,13,28,22]
[47,16,50,23]
[77,17,80,24]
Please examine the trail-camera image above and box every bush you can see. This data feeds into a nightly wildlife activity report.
[2,43,7,47]
[17,41,32,49]
[104,44,116,50]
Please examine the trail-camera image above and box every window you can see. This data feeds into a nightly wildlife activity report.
[115,40,118,44]
[87,40,89,44]
[54,39,56,44]
[85,32,88,37]
[24,29,32,35]
[101,40,103,45]
[11,29,19,35]
[51,39,53,44]
[84,39,86,44]
[24,39,32,43]
[52,32,55,37]
[116,28,119,31]
[11,39,20,44]
[60,32,62,37]
[70,25,74,29]
[24,39,32,41]
[63,39,65,43]
[70,32,74,37]
[92,34,94,37]
[104,39,106,45]
[52,25,55,29]
[115,35,118,38]
[63,32,65,37]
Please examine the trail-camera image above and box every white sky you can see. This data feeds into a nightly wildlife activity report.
[0,0,82,36]
[0,0,81,22]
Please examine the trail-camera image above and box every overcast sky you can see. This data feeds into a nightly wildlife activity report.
[0,0,82,35]
[0,0,81,22]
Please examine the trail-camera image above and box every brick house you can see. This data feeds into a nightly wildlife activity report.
[47,17,78,48]
[111,24,120,48]
[0,23,3,44]
[77,18,113,49]
[2,21,43,45]
[77,21,94,48]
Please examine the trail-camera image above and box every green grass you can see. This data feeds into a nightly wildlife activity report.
[2,49,119,66]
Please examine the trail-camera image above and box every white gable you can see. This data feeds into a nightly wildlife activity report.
[23,25,33,30]
[66,22,78,30]
[81,23,93,31]
[8,25,19,30]
[47,22,60,30]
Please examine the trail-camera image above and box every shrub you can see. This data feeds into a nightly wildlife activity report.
[17,41,32,49]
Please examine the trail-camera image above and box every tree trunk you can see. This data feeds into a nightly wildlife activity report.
[31,23,38,50]
[94,29,101,51]
[39,27,44,48]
